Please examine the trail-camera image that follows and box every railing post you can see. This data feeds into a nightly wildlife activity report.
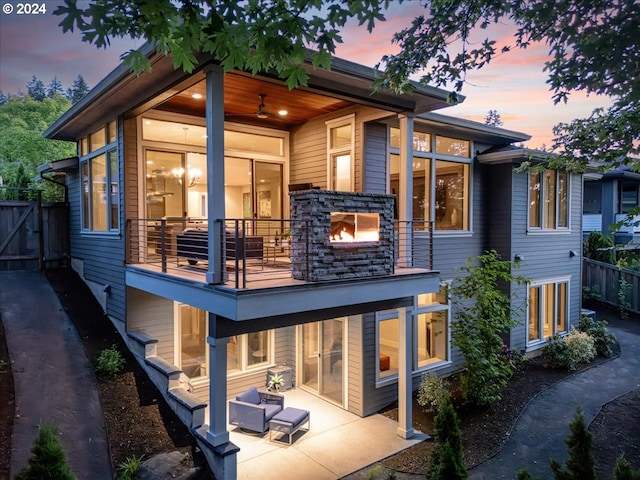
[160,219,167,273]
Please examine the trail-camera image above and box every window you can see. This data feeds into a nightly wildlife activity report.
[80,123,119,232]
[529,170,569,230]
[619,182,639,214]
[376,285,450,382]
[528,280,569,344]
[227,331,273,374]
[327,115,354,191]
[389,128,471,231]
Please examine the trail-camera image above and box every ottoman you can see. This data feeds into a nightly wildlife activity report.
[269,407,310,444]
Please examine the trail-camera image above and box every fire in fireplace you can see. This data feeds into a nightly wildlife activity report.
[330,212,380,242]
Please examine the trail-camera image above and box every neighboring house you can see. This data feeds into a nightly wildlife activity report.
[41,46,583,479]
[584,165,640,243]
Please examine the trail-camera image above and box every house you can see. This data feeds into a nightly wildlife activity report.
[42,45,583,479]
[583,165,640,243]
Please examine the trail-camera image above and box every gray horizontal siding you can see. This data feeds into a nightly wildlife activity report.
[127,287,175,361]
[363,122,388,194]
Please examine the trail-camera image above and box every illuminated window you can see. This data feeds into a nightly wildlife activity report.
[529,170,569,230]
[528,280,569,344]
[327,115,354,191]
[79,123,119,232]
[227,331,273,374]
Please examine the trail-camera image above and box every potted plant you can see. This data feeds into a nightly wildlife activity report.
[278,229,291,248]
[267,373,285,393]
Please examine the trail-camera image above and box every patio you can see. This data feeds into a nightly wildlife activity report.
[228,388,429,479]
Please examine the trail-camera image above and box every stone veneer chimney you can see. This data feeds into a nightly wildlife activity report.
[289,190,395,281]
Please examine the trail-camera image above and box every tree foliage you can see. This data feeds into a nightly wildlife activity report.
[426,399,466,480]
[54,0,391,90]
[26,75,46,101]
[0,94,75,197]
[484,109,503,127]
[550,406,598,480]
[15,425,76,480]
[450,250,528,406]
[47,77,65,99]
[375,0,639,171]
[66,75,90,104]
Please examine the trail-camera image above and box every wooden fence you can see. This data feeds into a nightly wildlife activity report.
[0,187,69,271]
[583,258,640,314]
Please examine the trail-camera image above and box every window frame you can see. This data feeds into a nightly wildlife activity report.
[528,169,570,232]
[226,330,275,376]
[326,114,355,192]
[389,127,473,233]
[527,278,570,347]
[375,284,451,386]
[79,122,119,234]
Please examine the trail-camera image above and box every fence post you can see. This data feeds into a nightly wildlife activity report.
[36,190,44,271]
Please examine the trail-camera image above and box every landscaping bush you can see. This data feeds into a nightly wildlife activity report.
[585,231,615,264]
[613,456,640,480]
[16,424,75,480]
[543,328,596,371]
[417,372,450,413]
[426,399,466,480]
[117,455,143,480]
[550,407,597,480]
[579,314,617,358]
[95,345,125,379]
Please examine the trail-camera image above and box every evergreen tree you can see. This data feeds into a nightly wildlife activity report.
[47,76,65,98]
[26,75,46,101]
[426,399,466,480]
[613,457,640,480]
[66,75,90,104]
[0,89,7,105]
[550,407,598,480]
[15,425,76,480]
[484,109,503,127]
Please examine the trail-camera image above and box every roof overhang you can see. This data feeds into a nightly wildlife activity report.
[476,147,548,165]
[37,156,79,174]
[44,45,457,142]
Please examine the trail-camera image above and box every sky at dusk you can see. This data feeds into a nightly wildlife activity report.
[0,1,611,149]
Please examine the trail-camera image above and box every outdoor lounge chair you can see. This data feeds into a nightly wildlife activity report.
[228,386,284,433]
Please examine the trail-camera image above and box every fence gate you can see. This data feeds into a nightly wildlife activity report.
[0,187,69,271]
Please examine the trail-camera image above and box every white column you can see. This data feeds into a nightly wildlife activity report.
[205,65,225,284]
[206,313,230,446]
[397,306,414,439]
[398,114,414,268]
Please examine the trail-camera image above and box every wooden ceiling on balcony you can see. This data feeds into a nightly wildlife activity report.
[156,73,354,129]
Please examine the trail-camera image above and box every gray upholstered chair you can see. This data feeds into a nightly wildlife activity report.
[228,386,284,433]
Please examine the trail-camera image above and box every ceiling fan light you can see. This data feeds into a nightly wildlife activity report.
[257,112,269,119]
[278,109,288,116]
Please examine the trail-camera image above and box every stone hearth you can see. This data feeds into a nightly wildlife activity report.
[289,190,395,281]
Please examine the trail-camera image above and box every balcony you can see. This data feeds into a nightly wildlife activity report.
[126,217,434,289]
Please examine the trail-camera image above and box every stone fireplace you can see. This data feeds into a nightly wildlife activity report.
[289,190,395,281]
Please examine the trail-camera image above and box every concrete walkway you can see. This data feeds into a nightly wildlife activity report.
[469,316,640,479]
[0,271,112,479]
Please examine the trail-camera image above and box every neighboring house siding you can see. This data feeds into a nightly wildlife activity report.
[127,288,175,360]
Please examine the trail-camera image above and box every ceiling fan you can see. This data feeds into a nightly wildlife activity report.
[226,94,288,121]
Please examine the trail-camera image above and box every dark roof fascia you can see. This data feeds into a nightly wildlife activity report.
[44,43,462,141]
[476,147,551,165]
[415,112,530,145]
[37,157,79,174]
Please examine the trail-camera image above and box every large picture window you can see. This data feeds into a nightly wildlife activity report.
[528,280,569,345]
[80,123,119,232]
[390,128,471,231]
[529,170,569,230]
[376,285,450,382]
[227,331,273,374]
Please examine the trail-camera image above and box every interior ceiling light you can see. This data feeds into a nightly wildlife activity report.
[278,109,288,116]
[192,93,203,99]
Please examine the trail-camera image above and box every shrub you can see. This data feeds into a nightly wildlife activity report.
[613,456,640,480]
[550,407,597,480]
[500,343,528,372]
[95,345,125,379]
[582,285,602,302]
[117,455,144,480]
[16,424,75,480]
[543,329,596,371]
[417,372,450,413]
[585,231,615,264]
[579,314,617,357]
[426,399,466,480]
[450,250,528,406]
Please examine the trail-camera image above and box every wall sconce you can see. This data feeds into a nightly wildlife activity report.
[569,250,578,257]
[514,254,525,262]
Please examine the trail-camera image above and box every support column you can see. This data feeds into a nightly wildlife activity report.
[205,65,225,284]
[397,306,414,439]
[398,114,414,268]
[206,313,230,446]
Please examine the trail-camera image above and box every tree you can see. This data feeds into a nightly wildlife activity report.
[0,90,7,106]
[53,0,390,90]
[426,399,467,480]
[484,109,503,127]
[613,456,640,480]
[66,75,90,104]
[47,76,65,98]
[450,250,528,406]
[375,0,639,172]
[550,406,598,480]
[26,75,46,101]
[15,425,76,480]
